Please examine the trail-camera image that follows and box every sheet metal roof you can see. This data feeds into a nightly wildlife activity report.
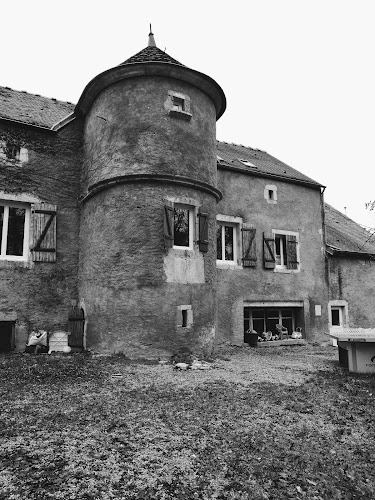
[0,86,74,129]
[325,203,375,255]
[217,140,323,188]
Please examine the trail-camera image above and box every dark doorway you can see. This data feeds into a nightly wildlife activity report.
[68,306,85,351]
[0,322,14,352]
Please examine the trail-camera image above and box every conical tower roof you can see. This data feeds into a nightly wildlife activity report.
[76,30,226,119]
[119,45,185,67]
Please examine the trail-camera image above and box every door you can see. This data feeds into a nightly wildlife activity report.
[68,307,85,350]
[0,322,14,352]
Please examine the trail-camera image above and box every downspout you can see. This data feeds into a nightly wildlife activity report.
[320,186,329,287]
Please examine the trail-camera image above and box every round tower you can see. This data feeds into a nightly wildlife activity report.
[76,32,226,356]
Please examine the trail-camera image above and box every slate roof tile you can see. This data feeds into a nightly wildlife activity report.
[119,46,185,67]
[325,203,375,254]
[0,86,74,129]
[216,140,322,187]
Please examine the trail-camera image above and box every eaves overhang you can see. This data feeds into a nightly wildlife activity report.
[75,62,226,120]
[326,245,375,260]
[217,161,325,190]
[0,115,55,132]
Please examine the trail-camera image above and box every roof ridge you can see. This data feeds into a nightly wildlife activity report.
[216,139,265,153]
[0,85,75,106]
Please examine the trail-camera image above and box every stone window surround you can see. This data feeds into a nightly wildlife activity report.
[264,184,277,204]
[272,229,300,273]
[167,90,192,121]
[216,214,243,269]
[177,304,193,328]
[165,196,199,252]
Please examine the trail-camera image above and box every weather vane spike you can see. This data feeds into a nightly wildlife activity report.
[148,24,156,47]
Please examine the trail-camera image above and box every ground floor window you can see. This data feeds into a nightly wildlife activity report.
[244,307,303,341]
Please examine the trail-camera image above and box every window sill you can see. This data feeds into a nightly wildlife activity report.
[274,267,300,274]
[216,261,242,270]
[0,259,33,268]
[168,109,192,121]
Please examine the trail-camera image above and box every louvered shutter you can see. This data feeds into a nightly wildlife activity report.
[31,203,57,262]
[263,232,275,269]
[242,223,257,267]
[198,208,209,253]
[286,235,299,270]
[164,200,174,251]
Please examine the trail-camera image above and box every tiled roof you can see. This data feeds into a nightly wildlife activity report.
[119,46,185,67]
[216,141,322,187]
[0,86,75,129]
[325,203,375,255]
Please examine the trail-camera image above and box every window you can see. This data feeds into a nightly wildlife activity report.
[0,202,30,260]
[172,96,185,112]
[167,91,192,121]
[177,305,193,328]
[173,205,193,249]
[264,184,277,204]
[263,231,299,271]
[217,223,237,263]
[164,200,206,253]
[331,307,341,326]
[1,143,28,162]
[244,306,304,341]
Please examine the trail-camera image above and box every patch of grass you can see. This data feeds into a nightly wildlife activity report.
[0,347,374,499]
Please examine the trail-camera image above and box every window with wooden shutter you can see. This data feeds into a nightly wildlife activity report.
[163,200,174,251]
[242,223,257,267]
[263,232,275,269]
[286,234,299,270]
[198,208,209,253]
[31,203,57,262]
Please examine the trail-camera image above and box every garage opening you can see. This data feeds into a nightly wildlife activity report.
[0,321,15,352]
[244,306,304,341]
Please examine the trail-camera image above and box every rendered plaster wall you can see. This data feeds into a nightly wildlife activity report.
[0,120,82,350]
[79,72,219,356]
[79,184,217,357]
[328,257,375,328]
[215,168,329,344]
[81,75,217,193]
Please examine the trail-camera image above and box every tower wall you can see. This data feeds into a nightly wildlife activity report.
[79,74,220,357]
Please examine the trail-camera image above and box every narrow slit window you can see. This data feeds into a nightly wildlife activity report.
[182,309,188,328]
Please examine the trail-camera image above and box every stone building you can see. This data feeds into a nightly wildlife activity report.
[0,33,374,355]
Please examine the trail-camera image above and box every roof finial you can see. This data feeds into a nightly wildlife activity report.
[148,24,156,47]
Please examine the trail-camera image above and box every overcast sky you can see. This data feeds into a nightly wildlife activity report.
[2,1,374,228]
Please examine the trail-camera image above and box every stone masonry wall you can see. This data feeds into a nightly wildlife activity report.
[0,119,82,350]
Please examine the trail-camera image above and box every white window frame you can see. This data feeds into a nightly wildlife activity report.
[173,203,194,251]
[0,201,30,261]
[216,215,243,267]
[272,229,300,273]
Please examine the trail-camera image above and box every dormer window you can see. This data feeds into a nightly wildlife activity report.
[167,91,192,121]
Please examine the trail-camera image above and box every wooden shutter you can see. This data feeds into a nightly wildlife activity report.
[198,208,209,253]
[31,203,57,262]
[242,223,257,267]
[286,235,299,270]
[263,232,275,269]
[164,200,174,251]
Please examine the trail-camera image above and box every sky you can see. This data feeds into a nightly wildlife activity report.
[1,0,374,228]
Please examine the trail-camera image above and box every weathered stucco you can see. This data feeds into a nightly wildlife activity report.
[216,168,329,344]
[328,256,375,328]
